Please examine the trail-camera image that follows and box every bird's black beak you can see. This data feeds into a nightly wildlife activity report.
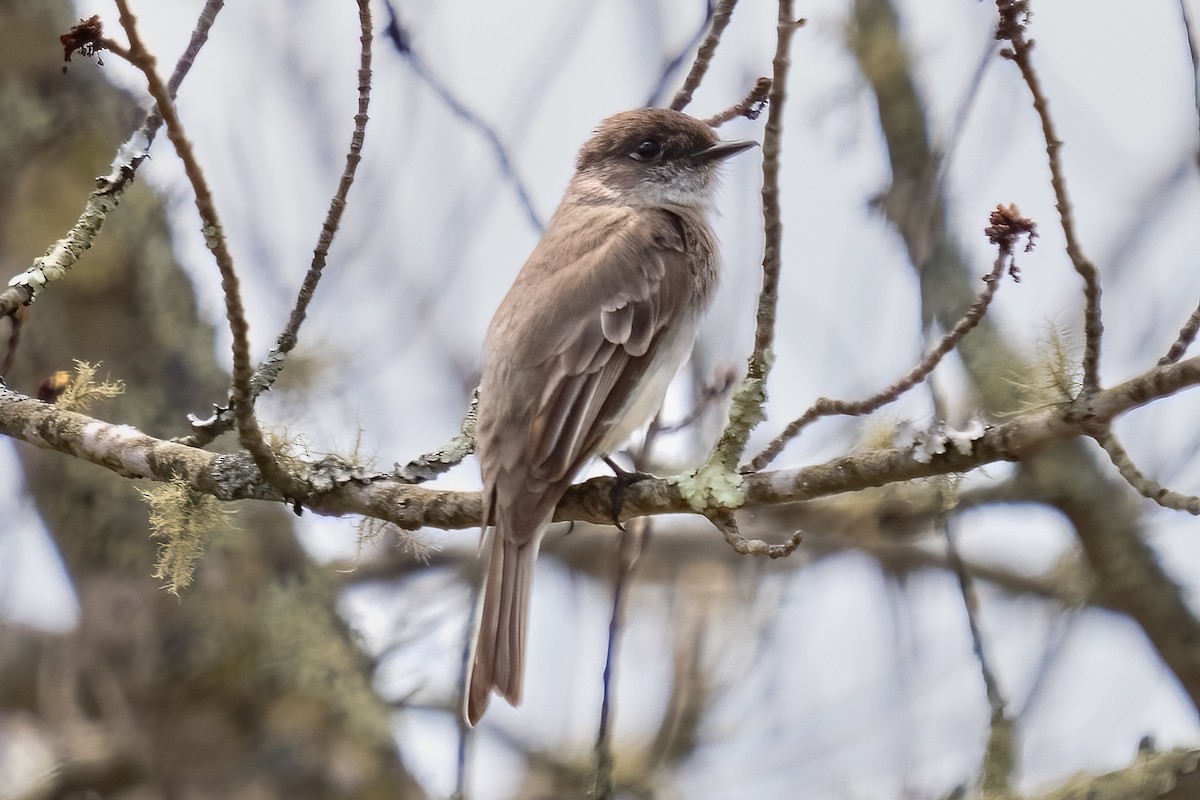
[692,139,759,163]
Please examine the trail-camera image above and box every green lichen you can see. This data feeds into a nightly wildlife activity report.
[674,459,746,513]
[143,476,235,595]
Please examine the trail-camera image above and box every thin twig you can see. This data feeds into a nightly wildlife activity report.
[1097,432,1200,515]
[706,509,801,557]
[107,0,299,497]
[940,510,1016,795]
[592,516,650,800]
[749,206,1033,471]
[670,0,739,112]
[1160,300,1200,365]
[276,0,372,355]
[1180,0,1200,160]
[708,1,800,470]
[151,1,225,130]
[934,28,997,200]
[703,77,772,128]
[592,406,668,797]
[393,388,478,483]
[179,0,374,448]
[454,559,480,800]
[0,308,24,377]
[996,0,1104,393]
[644,2,716,108]
[0,0,224,319]
[381,1,543,233]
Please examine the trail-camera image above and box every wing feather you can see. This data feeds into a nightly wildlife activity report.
[529,237,686,482]
[600,302,635,345]
[477,206,693,542]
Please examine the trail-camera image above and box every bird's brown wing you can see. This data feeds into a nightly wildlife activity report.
[477,208,693,541]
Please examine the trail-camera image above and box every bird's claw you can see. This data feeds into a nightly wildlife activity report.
[603,456,654,530]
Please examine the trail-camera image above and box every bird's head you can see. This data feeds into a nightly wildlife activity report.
[574,108,757,209]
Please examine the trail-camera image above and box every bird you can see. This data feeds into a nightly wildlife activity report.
[466,107,757,725]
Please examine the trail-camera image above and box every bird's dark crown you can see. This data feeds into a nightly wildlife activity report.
[575,108,719,171]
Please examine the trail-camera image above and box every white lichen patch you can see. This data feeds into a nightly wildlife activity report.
[896,417,988,464]
[107,130,150,181]
[674,459,746,512]
[770,468,801,497]
[82,422,150,474]
[726,374,767,427]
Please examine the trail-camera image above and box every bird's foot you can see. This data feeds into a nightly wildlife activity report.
[603,456,655,531]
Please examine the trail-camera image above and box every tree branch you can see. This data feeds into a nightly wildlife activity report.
[703,77,772,128]
[996,0,1104,393]
[750,206,1031,471]
[707,1,800,470]
[178,0,374,448]
[669,0,739,112]
[105,0,298,497]
[4,354,1197,531]
[1097,431,1200,515]
[942,508,1016,796]
[380,0,544,233]
[1161,298,1200,366]
[0,0,224,319]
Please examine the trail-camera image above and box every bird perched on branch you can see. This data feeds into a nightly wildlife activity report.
[467,107,757,725]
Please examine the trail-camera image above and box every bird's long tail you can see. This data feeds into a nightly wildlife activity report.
[466,528,535,725]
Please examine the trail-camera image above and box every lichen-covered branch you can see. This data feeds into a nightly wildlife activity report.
[707,0,799,470]
[4,354,1197,532]
[1021,747,1200,800]
[108,0,297,497]
[0,0,224,319]
[393,388,478,483]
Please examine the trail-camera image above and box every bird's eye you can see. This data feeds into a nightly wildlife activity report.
[632,139,662,161]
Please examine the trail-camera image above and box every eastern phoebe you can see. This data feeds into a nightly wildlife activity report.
[466,107,756,724]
